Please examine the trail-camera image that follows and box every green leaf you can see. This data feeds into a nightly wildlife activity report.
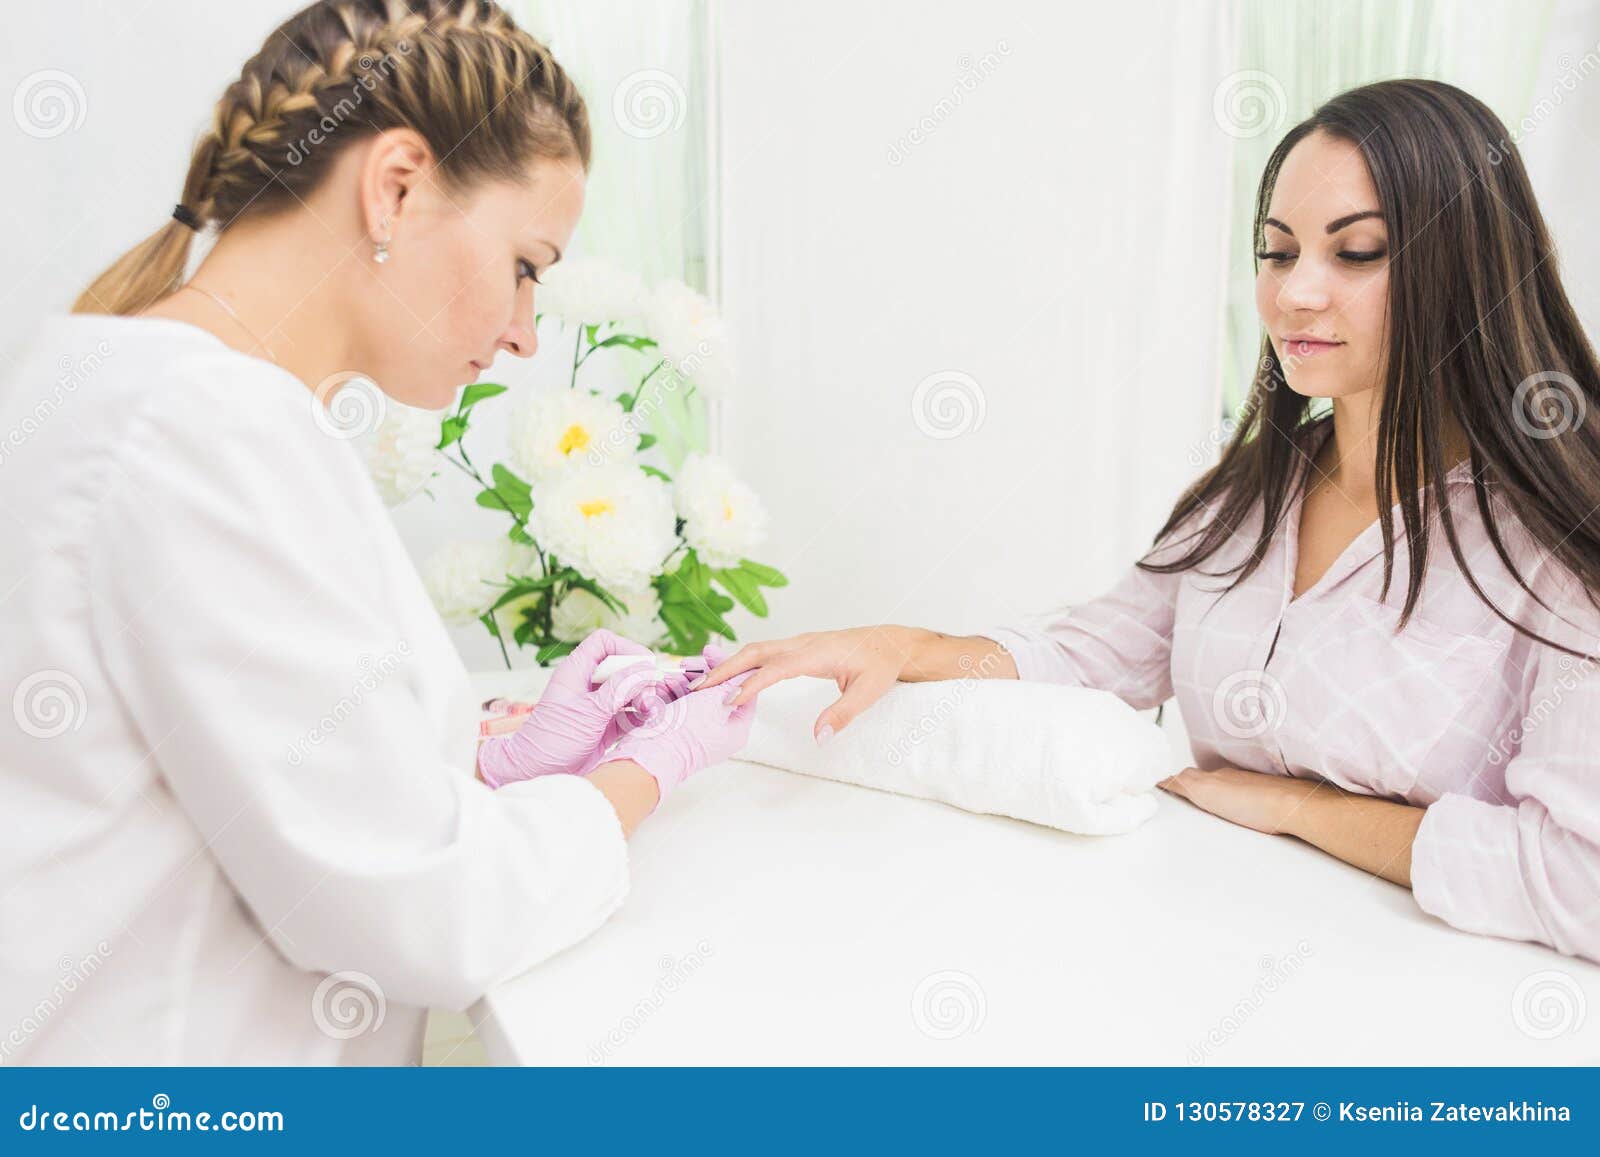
[491,462,531,500]
[739,559,790,588]
[616,391,637,412]
[676,598,737,640]
[592,332,659,353]
[640,465,673,482]
[564,574,627,616]
[636,433,658,451]
[436,415,468,450]
[657,602,708,654]
[716,567,768,616]
[459,382,508,410]
[475,486,531,520]
[508,524,534,546]
[487,574,562,612]
[536,640,578,665]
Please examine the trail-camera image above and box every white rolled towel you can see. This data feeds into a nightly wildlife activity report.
[733,677,1177,835]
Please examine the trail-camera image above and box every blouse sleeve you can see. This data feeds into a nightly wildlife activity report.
[86,379,629,1011]
[978,518,1196,711]
[1410,565,1600,963]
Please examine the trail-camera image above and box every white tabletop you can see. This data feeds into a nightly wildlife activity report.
[472,721,1600,1066]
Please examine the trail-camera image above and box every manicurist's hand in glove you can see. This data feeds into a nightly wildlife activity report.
[477,630,756,831]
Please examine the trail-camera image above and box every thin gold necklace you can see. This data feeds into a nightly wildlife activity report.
[181,283,279,365]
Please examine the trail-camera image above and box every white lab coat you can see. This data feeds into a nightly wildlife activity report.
[0,315,629,1064]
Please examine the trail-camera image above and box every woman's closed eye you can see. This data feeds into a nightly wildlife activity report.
[517,258,543,286]
[1254,248,1388,265]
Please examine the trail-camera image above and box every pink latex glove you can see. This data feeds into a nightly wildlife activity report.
[478,629,673,788]
[603,668,758,803]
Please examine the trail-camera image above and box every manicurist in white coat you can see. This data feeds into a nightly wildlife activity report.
[0,0,752,1064]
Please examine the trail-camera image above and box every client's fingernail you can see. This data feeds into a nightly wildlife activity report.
[688,676,706,690]
[815,723,834,745]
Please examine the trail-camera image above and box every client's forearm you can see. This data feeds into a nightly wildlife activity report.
[899,627,1019,683]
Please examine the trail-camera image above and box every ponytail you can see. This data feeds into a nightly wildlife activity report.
[71,131,218,316]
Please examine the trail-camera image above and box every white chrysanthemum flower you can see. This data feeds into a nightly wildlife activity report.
[362,402,444,506]
[551,585,664,647]
[422,539,538,624]
[529,464,677,592]
[508,386,636,480]
[536,256,647,325]
[644,280,735,397]
[673,453,767,568]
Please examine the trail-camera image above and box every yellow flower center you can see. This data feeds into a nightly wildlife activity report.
[722,498,735,522]
[558,424,591,455]
[579,498,614,519]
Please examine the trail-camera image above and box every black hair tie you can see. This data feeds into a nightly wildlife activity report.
[171,203,201,231]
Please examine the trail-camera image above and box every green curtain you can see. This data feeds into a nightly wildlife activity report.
[1219,0,1555,415]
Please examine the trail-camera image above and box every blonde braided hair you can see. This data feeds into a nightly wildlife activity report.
[74,0,589,315]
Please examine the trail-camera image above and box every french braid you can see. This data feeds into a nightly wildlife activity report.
[73,0,589,315]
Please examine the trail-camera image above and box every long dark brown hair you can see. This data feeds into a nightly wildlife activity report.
[1145,78,1600,655]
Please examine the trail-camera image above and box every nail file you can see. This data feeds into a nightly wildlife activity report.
[590,653,711,687]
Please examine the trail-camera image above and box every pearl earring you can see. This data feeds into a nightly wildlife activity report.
[373,216,391,264]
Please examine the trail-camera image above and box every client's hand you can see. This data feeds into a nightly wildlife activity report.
[691,626,925,743]
[602,670,758,803]
[478,629,657,788]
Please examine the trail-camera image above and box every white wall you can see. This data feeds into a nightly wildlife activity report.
[0,1,299,360]
[717,0,1233,642]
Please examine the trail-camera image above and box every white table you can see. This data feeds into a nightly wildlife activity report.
[469,670,1600,1066]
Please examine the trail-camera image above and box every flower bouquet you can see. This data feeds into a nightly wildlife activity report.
[367,258,786,667]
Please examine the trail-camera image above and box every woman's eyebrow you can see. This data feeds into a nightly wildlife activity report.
[1324,209,1384,233]
[1263,210,1385,238]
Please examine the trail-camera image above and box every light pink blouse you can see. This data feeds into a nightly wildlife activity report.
[984,419,1600,963]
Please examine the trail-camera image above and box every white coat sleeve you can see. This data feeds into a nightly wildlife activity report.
[86,380,629,1011]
